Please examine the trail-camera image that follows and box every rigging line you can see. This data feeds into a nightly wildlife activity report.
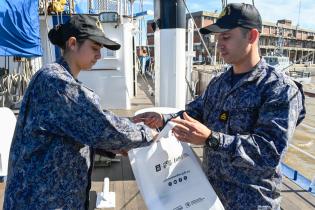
[139,0,144,46]
[44,0,53,62]
[71,0,74,16]
[182,0,213,64]
[297,0,301,29]
[221,0,227,9]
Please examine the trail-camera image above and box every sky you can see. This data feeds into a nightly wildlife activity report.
[133,0,315,45]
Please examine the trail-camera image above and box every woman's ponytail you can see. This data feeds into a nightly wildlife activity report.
[48,24,66,49]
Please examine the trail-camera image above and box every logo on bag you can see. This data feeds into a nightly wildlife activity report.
[191,197,205,205]
[155,164,161,172]
[184,197,205,208]
[168,175,188,187]
[185,202,191,208]
[173,205,183,210]
[163,159,172,169]
[154,153,189,172]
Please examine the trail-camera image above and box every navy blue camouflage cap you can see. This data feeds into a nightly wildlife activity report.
[200,3,262,34]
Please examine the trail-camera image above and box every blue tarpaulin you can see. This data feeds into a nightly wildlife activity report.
[0,0,42,57]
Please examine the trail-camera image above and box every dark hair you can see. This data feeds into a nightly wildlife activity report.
[48,24,66,49]
[240,27,251,38]
[48,24,86,50]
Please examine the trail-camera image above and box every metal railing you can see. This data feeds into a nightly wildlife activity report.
[284,142,315,195]
[38,0,132,16]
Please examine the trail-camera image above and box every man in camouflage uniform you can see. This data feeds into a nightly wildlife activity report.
[134,3,305,210]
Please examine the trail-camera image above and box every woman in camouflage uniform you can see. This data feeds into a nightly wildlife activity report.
[3,15,156,210]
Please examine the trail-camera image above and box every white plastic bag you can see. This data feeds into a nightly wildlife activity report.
[128,122,225,210]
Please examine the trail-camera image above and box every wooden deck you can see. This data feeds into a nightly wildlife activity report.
[90,154,315,210]
[1,155,314,210]
[1,74,314,209]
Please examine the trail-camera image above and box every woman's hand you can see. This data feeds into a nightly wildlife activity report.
[132,112,163,129]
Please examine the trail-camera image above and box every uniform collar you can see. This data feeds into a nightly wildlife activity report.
[56,57,80,83]
[57,57,72,75]
[225,58,267,82]
[221,58,268,93]
[245,58,268,82]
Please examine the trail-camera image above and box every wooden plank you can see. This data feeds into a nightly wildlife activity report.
[89,155,147,210]
[0,182,5,208]
[191,145,204,159]
[281,177,315,210]
[90,155,146,210]
[121,156,146,210]
[90,155,125,210]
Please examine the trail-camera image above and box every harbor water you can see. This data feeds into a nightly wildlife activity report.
[283,77,315,180]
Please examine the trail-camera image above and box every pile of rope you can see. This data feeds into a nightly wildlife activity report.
[0,59,35,109]
[39,0,68,15]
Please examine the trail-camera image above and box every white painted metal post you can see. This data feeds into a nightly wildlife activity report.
[158,0,186,109]
[186,18,194,102]
[154,31,160,106]
[159,32,186,108]
[153,0,160,106]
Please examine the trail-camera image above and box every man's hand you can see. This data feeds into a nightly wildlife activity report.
[132,112,163,129]
[171,112,211,145]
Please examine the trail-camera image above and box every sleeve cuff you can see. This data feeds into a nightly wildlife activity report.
[161,111,185,128]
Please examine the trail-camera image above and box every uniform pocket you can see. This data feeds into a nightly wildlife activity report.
[228,107,259,134]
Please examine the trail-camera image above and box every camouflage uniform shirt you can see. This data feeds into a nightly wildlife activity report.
[3,58,153,210]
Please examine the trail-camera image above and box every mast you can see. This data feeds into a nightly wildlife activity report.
[156,0,186,108]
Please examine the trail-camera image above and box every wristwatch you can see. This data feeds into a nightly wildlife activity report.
[205,131,220,150]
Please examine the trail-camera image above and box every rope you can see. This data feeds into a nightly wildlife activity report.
[183,0,213,65]
[0,59,34,109]
[44,0,53,63]
[183,0,221,99]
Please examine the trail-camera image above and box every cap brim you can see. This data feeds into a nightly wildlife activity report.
[200,23,234,34]
[89,35,121,51]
